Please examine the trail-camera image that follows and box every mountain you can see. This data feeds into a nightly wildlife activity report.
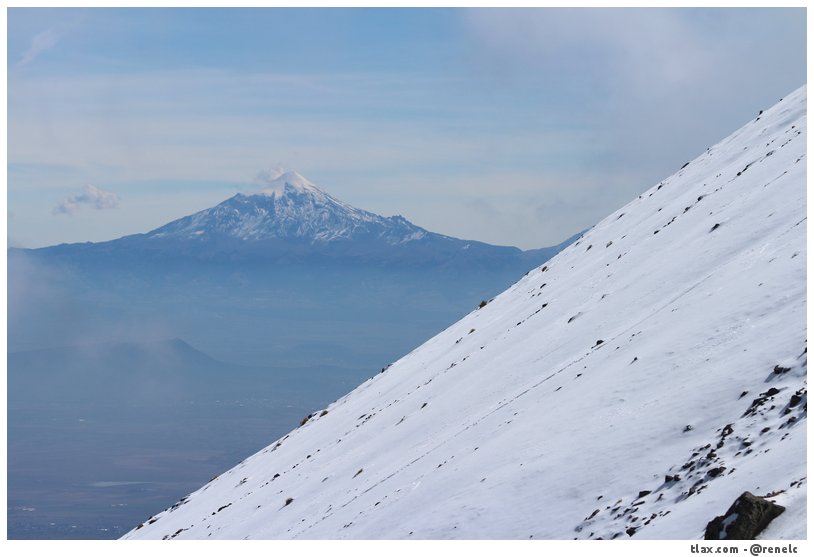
[9,173,580,367]
[26,170,577,268]
[147,171,412,244]
[8,337,371,406]
[124,86,807,540]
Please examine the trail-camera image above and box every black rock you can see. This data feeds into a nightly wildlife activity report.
[704,491,785,540]
[707,466,726,478]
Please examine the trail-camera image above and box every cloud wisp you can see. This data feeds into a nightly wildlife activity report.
[17,29,60,67]
[53,185,120,216]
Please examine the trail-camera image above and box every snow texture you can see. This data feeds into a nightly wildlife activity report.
[124,86,807,540]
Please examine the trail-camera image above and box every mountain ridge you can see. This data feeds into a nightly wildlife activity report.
[16,170,574,267]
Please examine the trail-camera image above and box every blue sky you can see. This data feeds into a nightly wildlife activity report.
[7,7,807,249]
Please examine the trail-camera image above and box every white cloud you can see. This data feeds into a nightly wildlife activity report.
[18,29,60,67]
[53,185,120,216]
[255,164,288,184]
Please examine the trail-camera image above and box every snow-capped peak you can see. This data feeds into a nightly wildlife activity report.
[257,170,323,198]
[144,170,433,247]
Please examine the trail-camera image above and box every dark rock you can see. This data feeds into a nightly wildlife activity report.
[704,492,784,540]
[764,387,780,397]
[636,490,651,499]
[626,527,638,537]
[707,466,726,478]
[773,365,791,375]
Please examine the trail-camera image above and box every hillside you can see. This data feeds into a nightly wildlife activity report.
[124,86,806,540]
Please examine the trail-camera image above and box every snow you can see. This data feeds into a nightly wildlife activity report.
[258,171,323,197]
[124,85,807,540]
[143,170,432,246]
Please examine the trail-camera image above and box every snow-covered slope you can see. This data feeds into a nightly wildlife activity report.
[124,86,807,540]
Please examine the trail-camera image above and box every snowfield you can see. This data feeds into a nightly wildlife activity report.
[124,86,807,540]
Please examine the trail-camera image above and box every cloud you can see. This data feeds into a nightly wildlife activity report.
[255,164,289,184]
[17,29,60,67]
[53,185,120,216]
